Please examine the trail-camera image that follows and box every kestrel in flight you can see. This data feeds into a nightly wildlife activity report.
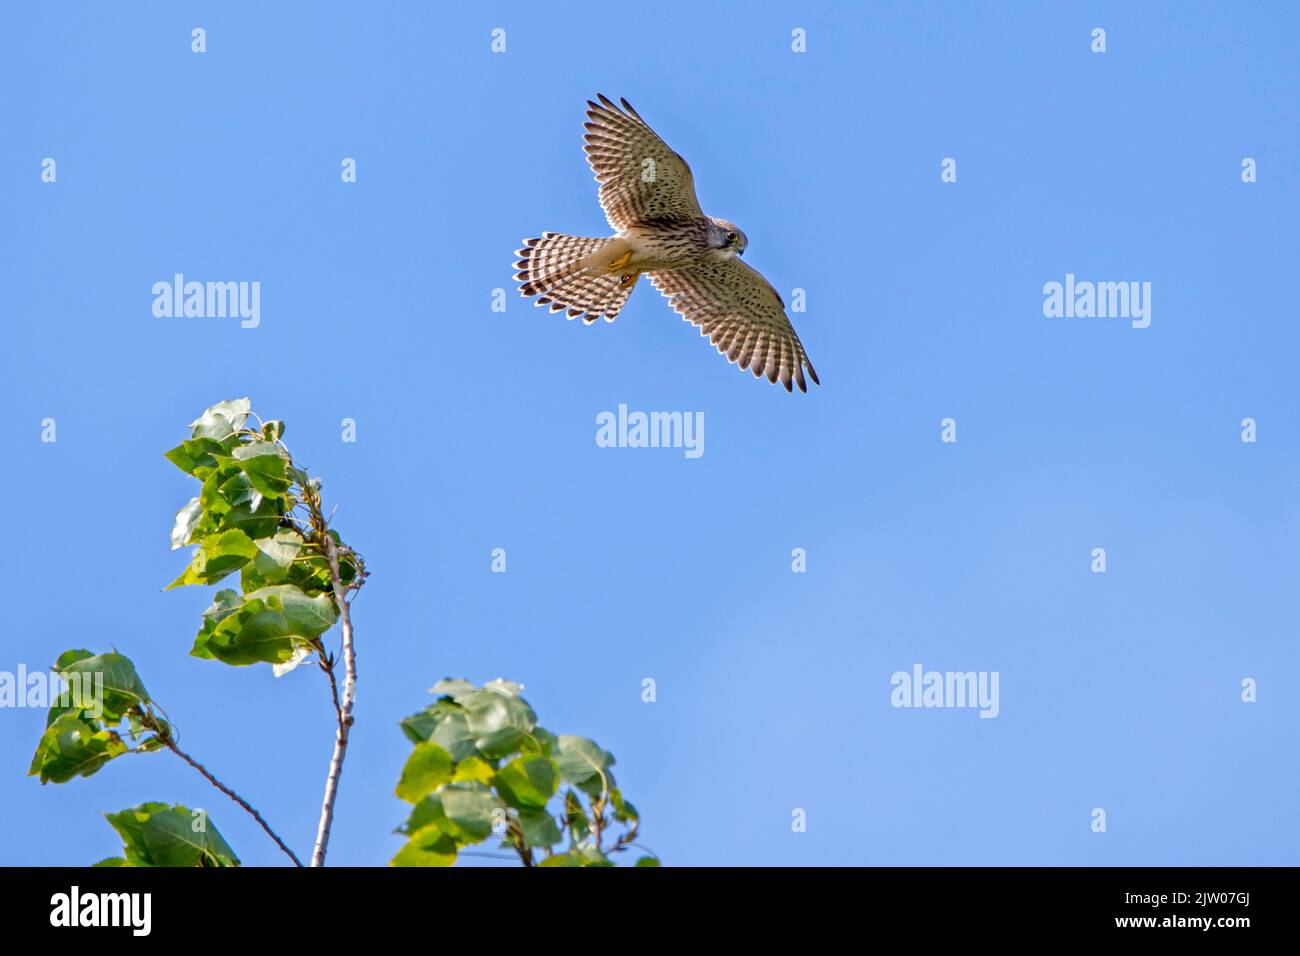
[514,94,820,393]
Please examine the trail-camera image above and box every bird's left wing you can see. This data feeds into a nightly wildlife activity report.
[584,94,704,230]
[649,259,820,393]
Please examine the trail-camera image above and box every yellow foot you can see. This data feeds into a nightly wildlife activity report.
[607,251,633,273]
[618,271,639,290]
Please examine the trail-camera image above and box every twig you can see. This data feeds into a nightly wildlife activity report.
[590,768,610,851]
[310,535,358,866]
[317,647,343,725]
[507,821,534,867]
[165,740,303,867]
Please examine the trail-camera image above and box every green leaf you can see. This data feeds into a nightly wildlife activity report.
[53,649,95,670]
[190,589,244,661]
[400,694,484,759]
[242,529,303,587]
[29,714,129,783]
[60,650,150,704]
[517,809,562,849]
[635,856,661,867]
[563,789,591,845]
[59,650,152,723]
[399,708,437,744]
[574,845,614,867]
[219,495,283,541]
[539,851,584,867]
[233,442,291,498]
[494,755,558,811]
[438,783,500,843]
[395,742,453,804]
[189,399,250,440]
[401,793,449,835]
[166,529,260,589]
[243,584,336,637]
[43,701,85,729]
[104,803,239,867]
[190,585,331,667]
[555,736,614,798]
[482,678,525,698]
[390,824,457,867]
[431,678,477,699]
[187,582,334,667]
[169,498,203,550]
[163,436,234,478]
[451,755,496,785]
[460,688,537,759]
[610,788,639,826]
[205,468,258,515]
[520,726,557,757]
[282,554,336,595]
[141,808,239,867]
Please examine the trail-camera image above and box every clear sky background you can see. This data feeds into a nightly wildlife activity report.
[2,1,1297,866]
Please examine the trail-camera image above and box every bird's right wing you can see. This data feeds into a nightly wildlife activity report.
[650,258,820,393]
[584,94,704,231]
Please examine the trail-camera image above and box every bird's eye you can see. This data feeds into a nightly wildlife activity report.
[726,232,737,242]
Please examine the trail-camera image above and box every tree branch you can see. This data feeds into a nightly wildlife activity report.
[507,821,534,867]
[590,770,609,852]
[165,740,303,867]
[317,647,343,725]
[310,536,358,867]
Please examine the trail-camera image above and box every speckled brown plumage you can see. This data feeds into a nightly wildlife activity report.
[515,94,820,392]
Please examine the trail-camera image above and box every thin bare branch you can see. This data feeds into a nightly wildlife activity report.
[166,741,303,867]
[310,535,358,866]
[317,647,343,725]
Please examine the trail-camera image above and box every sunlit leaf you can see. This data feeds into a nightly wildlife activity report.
[169,497,203,550]
[104,803,239,867]
[395,742,453,804]
[165,529,260,589]
[57,651,152,721]
[451,756,496,785]
[233,442,291,498]
[438,783,500,843]
[554,736,614,798]
[188,398,250,440]
[29,714,128,784]
[494,755,558,811]
[390,824,457,867]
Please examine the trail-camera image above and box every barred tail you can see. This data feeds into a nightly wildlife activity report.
[514,232,638,324]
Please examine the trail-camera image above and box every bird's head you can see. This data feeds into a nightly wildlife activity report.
[709,218,748,258]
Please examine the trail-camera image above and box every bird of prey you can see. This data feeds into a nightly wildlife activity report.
[514,94,820,393]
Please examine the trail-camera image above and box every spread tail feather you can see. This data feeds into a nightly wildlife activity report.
[514,233,638,324]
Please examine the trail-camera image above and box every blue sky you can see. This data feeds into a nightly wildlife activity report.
[2,0,1298,866]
